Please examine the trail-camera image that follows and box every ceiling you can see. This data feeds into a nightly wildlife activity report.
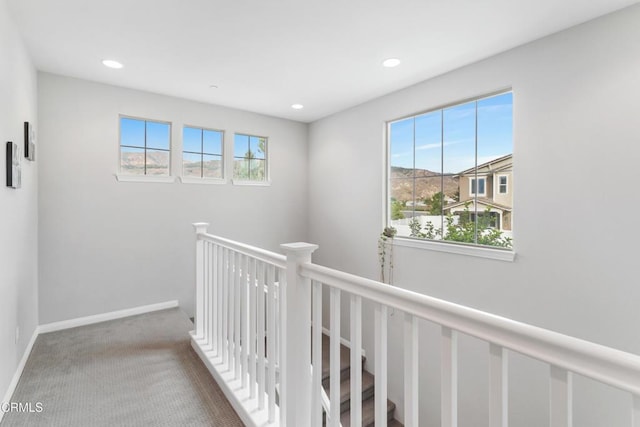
[7,0,638,123]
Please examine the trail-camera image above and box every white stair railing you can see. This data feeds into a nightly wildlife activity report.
[190,224,640,427]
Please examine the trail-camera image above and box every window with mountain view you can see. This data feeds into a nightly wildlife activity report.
[233,133,267,182]
[120,117,171,176]
[183,126,224,179]
[388,91,513,249]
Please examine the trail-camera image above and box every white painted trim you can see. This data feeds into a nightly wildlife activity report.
[393,237,516,262]
[179,176,227,185]
[115,174,177,183]
[38,300,179,333]
[191,335,278,427]
[231,179,271,187]
[0,328,39,423]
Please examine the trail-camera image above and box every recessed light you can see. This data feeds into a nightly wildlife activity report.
[382,58,401,68]
[102,59,123,69]
[291,104,304,110]
[209,84,218,89]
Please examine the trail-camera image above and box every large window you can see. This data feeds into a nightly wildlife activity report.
[388,91,513,249]
[120,117,171,176]
[233,133,267,182]
[183,126,224,179]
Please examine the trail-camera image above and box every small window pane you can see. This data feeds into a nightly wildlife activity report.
[147,121,170,150]
[234,158,249,180]
[146,149,170,176]
[234,134,250,158]
[415,112,442,173]
[183,127,202,153]
[203,154,223,179]
[249,158,265,180]
[443,101,476,174]
[478,178,485,194]
[120,147,145,175]
[203,130,223,155]
[120,118,145,148]
[389,118,414,169]
[183,152,202,178]
[250,136,266,160]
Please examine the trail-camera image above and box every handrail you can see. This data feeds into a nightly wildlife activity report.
[199,232,287,269]
[300,262,640,396]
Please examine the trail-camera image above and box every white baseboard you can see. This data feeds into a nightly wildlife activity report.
[0,299,180,423]
[0,327,39,424]
[38,300,179,334]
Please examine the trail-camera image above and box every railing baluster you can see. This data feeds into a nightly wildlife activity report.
[405,313,419,427]
[550,366,573,427]
[311,281,323,427]
[278,267,288,427]
[350,294,362,427]
[267,264,277,422]
[208,242,215,350]
[212,244,218,355]
[330,287,341,427]
[229,250,236,373]
[441,327,458,427]
[234,252,242,380]
[375,304,388,427]
[257,261,266,409]
[241,253,248,389]
[633,395,640,427]
[489,344,508,427]
[249,257,257,399]
[222,247,229,366]
[202,241,209,348]
[217,244,223,358]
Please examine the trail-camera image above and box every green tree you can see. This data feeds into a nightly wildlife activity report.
[390,200,405,220]
[426,192,444,215]
[442,204,512,248]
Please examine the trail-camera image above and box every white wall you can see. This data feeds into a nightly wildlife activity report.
[38,73,308,323]
[309,5,640,426]
[0,0,38,406]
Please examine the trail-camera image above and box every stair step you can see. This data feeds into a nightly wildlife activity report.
[339,397,396,427]
[323,370,375,413]
[320,333,365,386]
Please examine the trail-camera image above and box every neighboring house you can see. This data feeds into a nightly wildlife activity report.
[445,154,513,231]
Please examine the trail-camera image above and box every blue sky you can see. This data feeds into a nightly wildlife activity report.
[390,92,513,173]
[120,117,170,151]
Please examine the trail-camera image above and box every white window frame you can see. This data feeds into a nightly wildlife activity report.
[180,125,226,185]
[116,115,176,183]
[469,177,487,197]
[231,132,270,186]
[497,174,508,194]
[385,90,514,262]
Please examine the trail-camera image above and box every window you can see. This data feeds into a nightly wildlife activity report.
[387,91,513,250]
[183,126,224,179]
[470,177,486,196]
[498,175,508,194]
[120,117,171,176]
[233,133,267,182]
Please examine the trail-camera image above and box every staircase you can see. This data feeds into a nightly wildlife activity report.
[320,334,402,426]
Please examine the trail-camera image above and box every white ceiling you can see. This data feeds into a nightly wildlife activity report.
[7,0,638,123]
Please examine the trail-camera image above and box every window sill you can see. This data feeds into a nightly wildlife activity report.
[392,237,515,262]
[115,174,177,183]
[179,177,227,185]
[231,179,271,187]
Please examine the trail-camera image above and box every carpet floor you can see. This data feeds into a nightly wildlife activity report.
[1,308,244,427]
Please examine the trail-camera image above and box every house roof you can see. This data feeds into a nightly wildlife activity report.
[457,154,513,176]
[444,198,512,212]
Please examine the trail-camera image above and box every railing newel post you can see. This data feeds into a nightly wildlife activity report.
[192,222,209,340]
[280,242,319,427]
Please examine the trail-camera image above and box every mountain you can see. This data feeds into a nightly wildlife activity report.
[390,167,459,203]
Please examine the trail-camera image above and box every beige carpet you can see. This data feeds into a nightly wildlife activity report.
[1,308,244,427]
